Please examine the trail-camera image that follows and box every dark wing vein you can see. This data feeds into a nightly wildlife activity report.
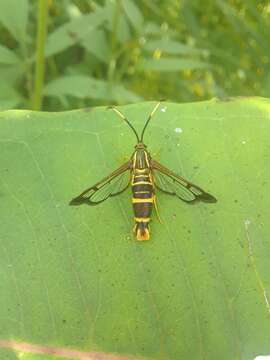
[69,161,131,205]
[151,159,217,203]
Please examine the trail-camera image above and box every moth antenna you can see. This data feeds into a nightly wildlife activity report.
[108,106,140,143]
[140,101,163,142]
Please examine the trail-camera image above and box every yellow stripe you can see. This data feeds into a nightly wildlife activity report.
[135,169,147,173]
[144,151,150,167]
[132,181,152,185]
[134,217,150,222]
[132,152,137,168]
[134,191,150,194]
[132,198,154,203]
[132,176,151,186]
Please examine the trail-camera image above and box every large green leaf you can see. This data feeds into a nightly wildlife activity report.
[0,45,20,65]
[0,0,29,42]
[43,76,142,103]
[45,10,106,57]
[1,98,270,360]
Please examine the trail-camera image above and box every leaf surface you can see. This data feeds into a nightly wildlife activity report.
[0,98,270,360]
[0,0,29,42]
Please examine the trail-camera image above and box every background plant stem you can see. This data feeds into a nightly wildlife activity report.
[31,0,49,110]
[107,0,121,103]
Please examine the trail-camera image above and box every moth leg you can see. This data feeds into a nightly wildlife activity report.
[151,148,161,160]
[153,195,162,224]
[116,154,130,164]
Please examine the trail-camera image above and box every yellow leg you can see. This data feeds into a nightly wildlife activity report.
[153,195,162,224]
[152,147,161,160]
[117,154,129,163]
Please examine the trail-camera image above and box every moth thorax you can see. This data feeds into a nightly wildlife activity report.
[133,149,150,169]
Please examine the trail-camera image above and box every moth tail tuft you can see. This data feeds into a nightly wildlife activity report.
[134,222,150,241]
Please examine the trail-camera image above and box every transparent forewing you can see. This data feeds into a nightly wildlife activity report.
[69,161,131,205]
[151,159,217,203]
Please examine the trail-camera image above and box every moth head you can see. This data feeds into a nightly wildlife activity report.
[135,142,147,150]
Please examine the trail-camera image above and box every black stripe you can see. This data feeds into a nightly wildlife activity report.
[133,202,153,217]
[134,175,150,182]
[132,184,153,192]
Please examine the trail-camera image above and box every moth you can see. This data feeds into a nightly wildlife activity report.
[69,102,217,240]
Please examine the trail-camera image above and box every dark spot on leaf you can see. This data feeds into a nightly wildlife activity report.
[67,31,78,40]
[215,96,235,102]
[216,95,254,102]
[82,107,93,112]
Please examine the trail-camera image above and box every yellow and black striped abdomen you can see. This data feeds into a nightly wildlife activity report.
[132,171,154,241]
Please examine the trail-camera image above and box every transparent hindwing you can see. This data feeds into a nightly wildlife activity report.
[151,159,217,203]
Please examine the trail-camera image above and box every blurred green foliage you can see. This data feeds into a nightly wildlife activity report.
[0,0,269,110]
